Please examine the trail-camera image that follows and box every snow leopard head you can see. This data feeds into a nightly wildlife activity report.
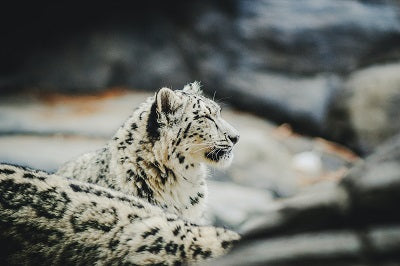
[147,81,239,168]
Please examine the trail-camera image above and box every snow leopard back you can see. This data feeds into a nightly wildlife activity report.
[0,163,240,265]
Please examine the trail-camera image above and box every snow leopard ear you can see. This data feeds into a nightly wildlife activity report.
[183,81,203,95]
[156,87,180,114]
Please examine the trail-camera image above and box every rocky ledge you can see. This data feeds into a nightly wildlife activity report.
[207,133,400,265]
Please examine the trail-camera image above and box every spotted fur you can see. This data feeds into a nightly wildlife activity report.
[57,82,240,223]
[0,163,240,265]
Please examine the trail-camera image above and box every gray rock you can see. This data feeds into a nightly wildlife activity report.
[0,135,105,172]
[2,1,400,145]
[327,62,400,154]
[219,111,299,197]
[239,184,349,237]
[212,133,400,265]
[206,181,274,230]
[207,231,363,266]
[221,72,340,136]
[367,226,400,256]
[236,0,400,74]
[0,92,149,137]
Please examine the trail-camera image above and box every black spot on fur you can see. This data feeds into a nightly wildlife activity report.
[109,238,120,251]
[179,244,186,258]
[136,245,147,252]
[175,138,181,146]
[0,168,15,175]
[0,179,37,209]
[146,100,160,141]
[190,196,199,205]
[165,241,179,255]
[131,123,138,130]
[173,226,181,236]
[167,217,177,222]
[166,167,177,181]
[34,188,71,219]
[70,183,115,200]
[142,227,160,239]
[183,122,192,135]
[127,213,141,223]
[148,242,163,254]
[202,250,212,259]
[70,204,118,233]
[22,172,46,181]
[134,173,154,203]
[197,192,204,198]
[221,241,231,249]
[192,245,203,258]
[58,242,101,264]
[174,260,182,266]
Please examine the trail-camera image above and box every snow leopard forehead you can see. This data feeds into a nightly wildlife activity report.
[146,82,222,141]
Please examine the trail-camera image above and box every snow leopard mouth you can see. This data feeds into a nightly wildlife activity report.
[205,147,232,162]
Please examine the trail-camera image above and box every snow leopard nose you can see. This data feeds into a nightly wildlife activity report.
[228,134,239,145]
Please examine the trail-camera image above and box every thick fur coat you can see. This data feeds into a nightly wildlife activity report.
[57,82,240,223]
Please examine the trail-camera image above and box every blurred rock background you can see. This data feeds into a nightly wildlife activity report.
[1,1,400,264]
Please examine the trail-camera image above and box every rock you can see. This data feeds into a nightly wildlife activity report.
[236,0,400,74]
[327,62,400,154]
[206,181,274,230]
[207,231,363,266]
[340,133,400,222]
[0,135,105,172]
[214,110,299,197]
[2,1,400,144]
[219,72,340,136]
[0,92,149,137]
[239,184,349,237]
[211,133,400,265]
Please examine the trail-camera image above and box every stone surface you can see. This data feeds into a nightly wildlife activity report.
[1,1,400,152]
[0,135,106,172]
[0,91,149,137]
[206,181,274,229]
[210,133,400,265]
[209,231,363,266]
[327,62,400,154]
[236,0,400,74]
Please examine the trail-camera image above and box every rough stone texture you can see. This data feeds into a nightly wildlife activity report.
[327,62,400,154]
[209,134,400,265]
[206,181,274,229]
[223,72,340,136]
[1,1,400,152]
[235,0,400,74]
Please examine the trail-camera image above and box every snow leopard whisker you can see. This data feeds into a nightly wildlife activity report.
[193,145,214,153]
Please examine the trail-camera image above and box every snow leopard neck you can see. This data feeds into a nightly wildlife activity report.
[108,94,207,222]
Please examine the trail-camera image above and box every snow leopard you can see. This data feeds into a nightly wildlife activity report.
[0,163,240,265]
[57,82,240,224]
